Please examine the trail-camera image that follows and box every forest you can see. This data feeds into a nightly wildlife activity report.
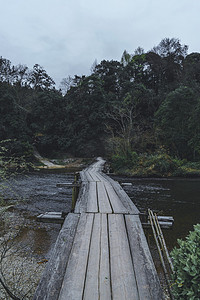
[1,37,200,176]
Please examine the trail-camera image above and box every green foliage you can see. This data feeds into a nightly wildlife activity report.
[155,86,199,160]
[0,140,34,174]
[1,38,200,160]
[110,148,200,177]
[171,224,200,299]
[111,151,138,171]
[137,151,179,176]
[0,82,29,141]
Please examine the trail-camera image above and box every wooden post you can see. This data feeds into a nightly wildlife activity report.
[71,172,80,212]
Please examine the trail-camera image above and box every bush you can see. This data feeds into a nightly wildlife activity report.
[171,224,200,299]
[0,140,34,174]
[111,151,138,171]
[0,139,34,161]
[142,153,179,174]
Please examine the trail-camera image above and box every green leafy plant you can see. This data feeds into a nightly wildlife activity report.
[171,224,200,299]
[111,150,138,171]
[0,139,34,174]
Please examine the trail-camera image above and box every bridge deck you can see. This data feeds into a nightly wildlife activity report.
[34,158,164,300]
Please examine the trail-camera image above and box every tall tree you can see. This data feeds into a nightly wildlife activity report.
[30,64,55,90]
[155,86,198,159]
[152,38,188,85]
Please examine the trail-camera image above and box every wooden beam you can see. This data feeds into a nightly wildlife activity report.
[108,214,139,300]
[83,214,101,300]
[86,181,98,213]
[33,213,80,300]
[104,181,129,214]
[58,213,94,300]
[125,214,164,300]
[99,214,111,299]
[99,172,139,214]
[97,182,112,213]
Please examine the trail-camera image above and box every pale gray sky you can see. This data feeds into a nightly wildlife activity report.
[0,0,199,86]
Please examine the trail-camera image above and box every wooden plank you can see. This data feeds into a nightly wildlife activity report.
[57,183,80,188]
[84,213,111,299]
[104,181,129,214]
[108,214,139,300]
[74,170,88,213]
[88,170,100,182]
[83,214,101,300]
[99,214,111,299]
[89,168,103,181]
[157,216,174,222]
[58,213,94,300]
[142,221,173,229]
[125,215,164,300]
[97,181,112,213]
[86,181,98,213]
[33,213,80,300]
[37,212,64,223]
[85,170,94,182]
[100,173,139,214]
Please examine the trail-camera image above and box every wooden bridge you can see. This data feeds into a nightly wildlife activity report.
[34,158,164,300]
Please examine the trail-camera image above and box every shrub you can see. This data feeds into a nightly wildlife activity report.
[137,152,180,176]
[111,151,138,171]
[0,140,34,174]
[171,224,200,299]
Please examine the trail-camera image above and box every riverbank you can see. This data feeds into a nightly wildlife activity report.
[110,151,200,178]
[33,150,93,170]
[111,166,200,178]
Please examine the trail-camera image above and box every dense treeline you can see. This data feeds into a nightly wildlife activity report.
[1,38,200,167]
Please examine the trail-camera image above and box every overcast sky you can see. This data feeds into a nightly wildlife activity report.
[0,0,199,86]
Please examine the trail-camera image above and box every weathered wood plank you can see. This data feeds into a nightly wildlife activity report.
[84,170,94,182]
[56,183,80,188]
[58,213,94,300]
[100,172,139,214]
[108,214,139,300]
[37,212,64,223]
[83,214,101,300]
[97,181,112,213]
[99,214,111,299]
[74,170,88,213]
[142,221,173,229]
[104,181,129,214]
[125,214,164,300]
[88,170,100,182]
[33,213,80,300]
[86,181,98,213]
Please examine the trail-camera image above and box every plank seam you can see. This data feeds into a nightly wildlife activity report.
[107,214,113,300]
[82,214,95,300]
[96,182,99,213]
[103,182,114,214]
[123,214,140,300]
[98,214,102,299]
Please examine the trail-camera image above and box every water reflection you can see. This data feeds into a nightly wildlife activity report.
[0,171,74,258]
[15,226,61,258]
[113,176,200,250]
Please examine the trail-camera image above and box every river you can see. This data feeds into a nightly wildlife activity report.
[0,170,75,259]
[3,171,200,255]
[1,171,200,298]
[113,176,200,251]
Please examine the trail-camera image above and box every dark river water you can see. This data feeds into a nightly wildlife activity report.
[2,171,200,258]
[0,170,75,259]
[113,176,200,251]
